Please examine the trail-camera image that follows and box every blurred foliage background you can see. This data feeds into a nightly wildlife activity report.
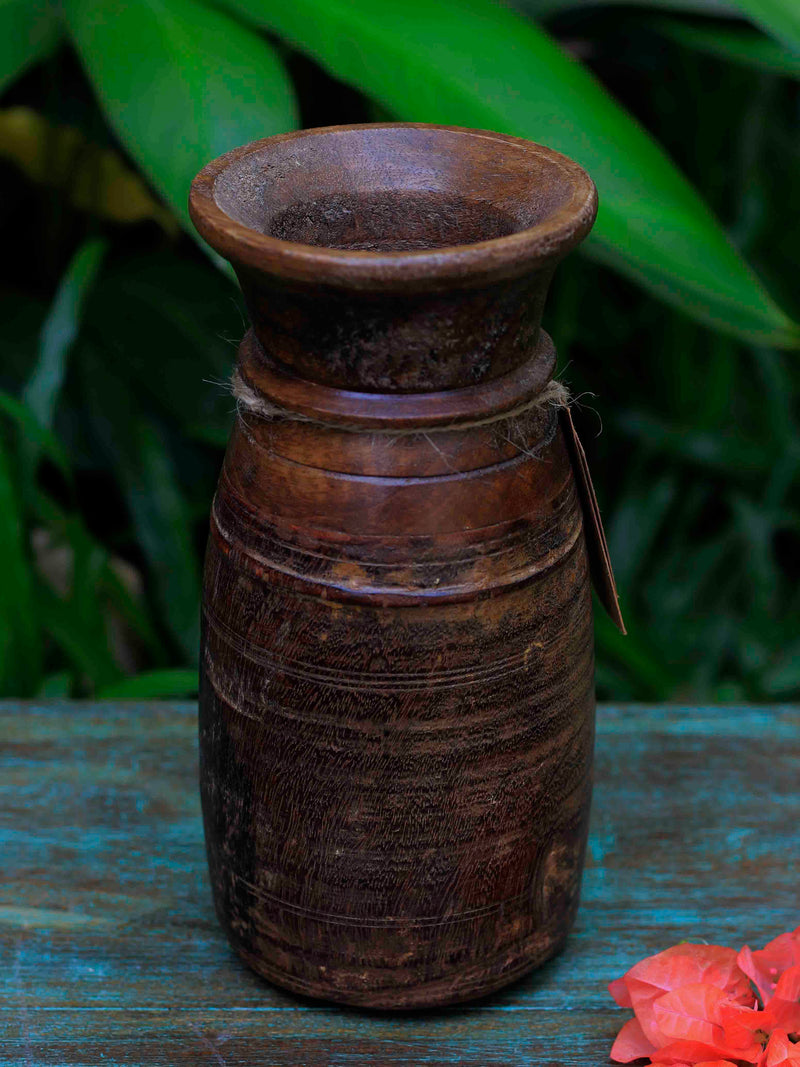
[2,0,799,702]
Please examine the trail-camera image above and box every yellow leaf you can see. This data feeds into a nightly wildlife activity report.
[0,107,178,233]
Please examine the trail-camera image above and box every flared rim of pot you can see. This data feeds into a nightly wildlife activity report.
[189,123,597,293]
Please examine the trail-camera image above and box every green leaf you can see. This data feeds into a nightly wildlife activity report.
[516,0,738,14]
[36,582,121,690]
[16,240,104,511]
[98,668,198,699]
[36,671,74,698]
[0,0,61,94]
[731,0,800,53]
[594,610,678,698]
[761,640,800,695]
[78,345,201,661]
[0,389,71,477]
[24,238,107,431]
[32,495,126,692]
[100,563,165,664]
[122,419,201,661]
[0,438,41,695]
[616,409,775,473]
[82,250,240,447]
[653,16,800,78]
[607,475,676,593]
[63,0,299,233]
[215,0,799,347]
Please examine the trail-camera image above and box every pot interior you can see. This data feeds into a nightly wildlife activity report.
[212,125,578,253]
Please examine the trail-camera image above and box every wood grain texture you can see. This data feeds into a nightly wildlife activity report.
[1,702,798,1065]
[201,380,594,1008]
[190,124,600,1008]
[188,123,597,391]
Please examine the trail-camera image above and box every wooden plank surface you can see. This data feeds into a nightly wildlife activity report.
[1,702,798,1066]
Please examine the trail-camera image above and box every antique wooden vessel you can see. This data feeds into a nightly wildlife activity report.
[190,123,599,1009]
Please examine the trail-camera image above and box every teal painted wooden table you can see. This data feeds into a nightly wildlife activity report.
[2,702,798,1066]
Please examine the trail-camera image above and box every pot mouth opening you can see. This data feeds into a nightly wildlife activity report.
[190,123,597,289]
[266,190,517,252]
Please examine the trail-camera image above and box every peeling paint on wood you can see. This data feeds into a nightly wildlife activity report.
[1,701,797,1064]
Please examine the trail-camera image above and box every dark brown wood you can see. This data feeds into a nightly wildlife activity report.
[235,328,557,429]
[189,123,597,392]
[190,123,599,1009]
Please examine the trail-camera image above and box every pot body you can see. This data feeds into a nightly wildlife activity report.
[199,334,594,1010]
[192,122,599,1009]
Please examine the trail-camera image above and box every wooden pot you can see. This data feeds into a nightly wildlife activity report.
[190,123,598,1010]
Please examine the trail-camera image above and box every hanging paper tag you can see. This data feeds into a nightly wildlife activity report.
[560,407,626,634]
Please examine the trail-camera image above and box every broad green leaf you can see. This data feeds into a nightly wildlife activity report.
[731,0,800,53]
[24,239,107,431]
[516,0,738,14]
[217,0,799,347]
[0,439,41,695]
[98,668,198,699]
[0,0,60,94]
[63,0,299,232]
[653,16,800,78]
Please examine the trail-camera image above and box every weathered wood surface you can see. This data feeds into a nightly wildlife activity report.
[192,124,601,1007]
[1,701,798,1064]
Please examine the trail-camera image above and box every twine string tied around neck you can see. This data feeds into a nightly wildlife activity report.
[231,367,571,437]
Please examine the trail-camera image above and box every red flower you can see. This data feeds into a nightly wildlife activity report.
[651,1061,739,1067]
[739,928,800,1006]
[757,1030,800,1067]
[719,967,800,1050]
[650,1040,756,1065]
[609,943,756,1063]
[609,928,800,1066]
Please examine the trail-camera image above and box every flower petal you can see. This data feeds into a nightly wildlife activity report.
[719,998,771,1050]
[761,1028,800,1067]
[650,1039,752,1064]
[694,1061,741,1066]
[773,963,800,1002]
[610,976,634,1008]
[738,928,800,1005]
[619,946,752,1047]
[610,1017,658,1063]
[628,945,748,997]
[653,984,729,1046]
[760,965,800,1034]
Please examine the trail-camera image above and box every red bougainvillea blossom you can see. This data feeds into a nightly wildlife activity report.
[609,926,800,1066]
[759,1030,800,1067]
